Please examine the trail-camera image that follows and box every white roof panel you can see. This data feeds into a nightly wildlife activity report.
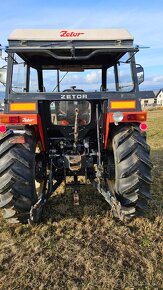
[8,28,133,42]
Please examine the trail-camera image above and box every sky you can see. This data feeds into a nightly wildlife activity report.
[0,0,163,94]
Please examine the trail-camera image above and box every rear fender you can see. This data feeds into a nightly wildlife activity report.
[0,113,45,151]
[104,111,147,149]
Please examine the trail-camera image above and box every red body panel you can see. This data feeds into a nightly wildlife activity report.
[0,111,147,152]
[104,111,147,149]
[0,113,46,151]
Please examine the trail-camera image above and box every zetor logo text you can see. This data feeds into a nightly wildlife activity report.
[60,30,85,37]
[61,94,88,100]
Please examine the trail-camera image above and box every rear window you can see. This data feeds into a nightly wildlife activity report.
[50,100,91,126]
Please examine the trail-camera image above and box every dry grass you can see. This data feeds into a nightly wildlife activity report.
[0,110,163,290]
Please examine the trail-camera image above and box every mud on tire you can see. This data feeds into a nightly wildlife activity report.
[0,128,38,223]
[111,123,152,218]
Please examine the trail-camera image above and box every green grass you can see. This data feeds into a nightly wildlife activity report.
[147,110,163,149]
[0,110,163,290]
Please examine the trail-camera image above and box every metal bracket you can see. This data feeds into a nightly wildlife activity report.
[28,175,63,224]
[92,180,125,221]
[28,198,45,225]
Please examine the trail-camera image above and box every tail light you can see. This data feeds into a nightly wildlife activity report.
[0,115,20,124]
[127,114,135,121]
[127,114,146,121]
[9,116,20,123]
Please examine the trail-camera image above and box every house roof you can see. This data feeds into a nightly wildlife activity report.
[155,88,163,97]
[153,90,159,96]
[140,91,155,99]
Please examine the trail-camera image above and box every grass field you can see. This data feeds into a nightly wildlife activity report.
[0,110,163,290]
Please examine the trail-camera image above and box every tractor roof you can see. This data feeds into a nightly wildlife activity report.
[7,29,136,70]
[8,29,133,42]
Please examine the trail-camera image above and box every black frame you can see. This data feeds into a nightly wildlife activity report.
[4,42,141,114]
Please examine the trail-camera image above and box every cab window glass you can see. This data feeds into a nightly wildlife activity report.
[12,53,39,92]
[50,101,91,126]
[29,68,38,92]
[117,53,133,92]
[107,53,134,92]
[107,67,116,91]
[12,54,26,92]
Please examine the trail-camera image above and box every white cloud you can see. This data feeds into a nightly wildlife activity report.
[139,74,163,90]
[85,71,100,83]
[153,76,163,83]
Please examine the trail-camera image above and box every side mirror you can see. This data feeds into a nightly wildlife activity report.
[0,67,7,85]
[136,65,144,85]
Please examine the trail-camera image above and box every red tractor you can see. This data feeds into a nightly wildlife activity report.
[0,29,152,223]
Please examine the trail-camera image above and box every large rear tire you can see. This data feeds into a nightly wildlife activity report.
[0,129,38,223]
[109,123,152,218]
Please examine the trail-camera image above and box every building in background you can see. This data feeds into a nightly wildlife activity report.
[141,89,163,108]
[155,89,163,106]
[140,91,156,108]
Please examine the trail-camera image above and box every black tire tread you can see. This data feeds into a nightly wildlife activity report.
[112,123,152,217]
[0,128,37,223]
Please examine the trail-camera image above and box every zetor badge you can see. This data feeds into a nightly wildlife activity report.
[60,30,85,37]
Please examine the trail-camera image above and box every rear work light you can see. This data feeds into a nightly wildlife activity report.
[113,111,124,123]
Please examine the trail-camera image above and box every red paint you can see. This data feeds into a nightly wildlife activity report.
[104,113,110,149]
[104,111,147,149]
[60,30,85,37]
[10,136,25,144]
[37,114,46,151]
[0,113,45,151]
[61,120,69,125]
[0,114,38,125]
